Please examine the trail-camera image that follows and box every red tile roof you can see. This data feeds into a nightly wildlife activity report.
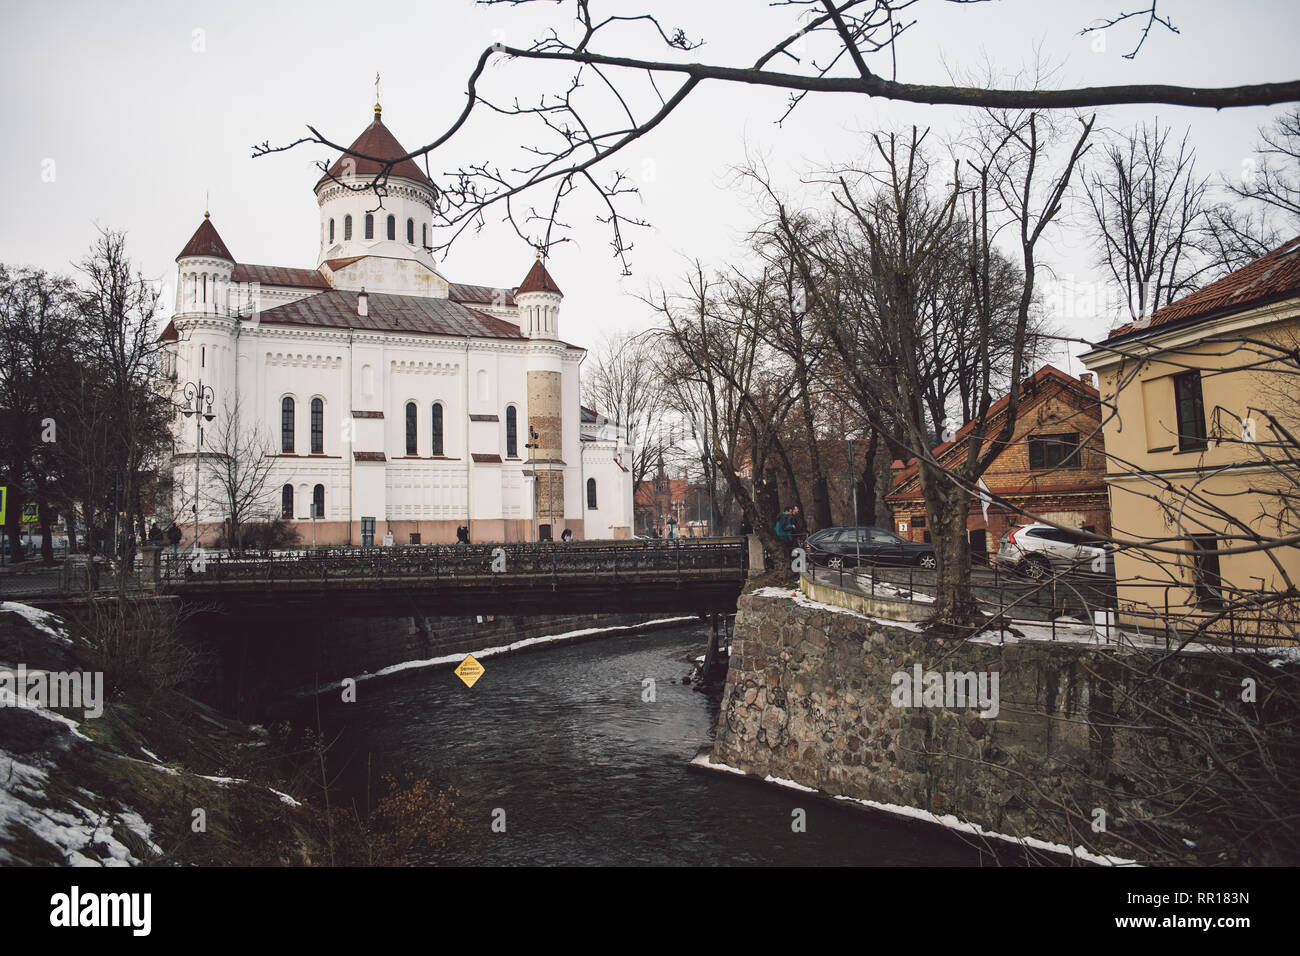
[231,263,330,289]
[316,109,434,191]
[158,319,178,342]
[888,364,1100,494]
[322,256,366,272]
[249,289,524,339]
[1107,235,1300,342]
[177,216,233,262]
[517,258,563,296]
[472,453,503,464]
[450,283,516,307]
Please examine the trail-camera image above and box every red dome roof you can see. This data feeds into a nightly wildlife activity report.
[176,215,234,262]
[315,108,434,191]
[516,258,563,296]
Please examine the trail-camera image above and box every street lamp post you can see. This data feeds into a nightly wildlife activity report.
[525,425,541,542]
[180,380,215,552]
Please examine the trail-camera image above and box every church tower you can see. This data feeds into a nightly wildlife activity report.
[519,256,566,530]
[172,213,238,445]
[314,101,439,288]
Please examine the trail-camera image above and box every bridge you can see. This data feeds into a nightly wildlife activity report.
[151,538,749,618]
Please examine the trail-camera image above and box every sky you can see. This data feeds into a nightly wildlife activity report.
[2,0,1297,374]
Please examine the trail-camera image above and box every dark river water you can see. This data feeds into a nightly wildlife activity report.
[317,622,1009,866]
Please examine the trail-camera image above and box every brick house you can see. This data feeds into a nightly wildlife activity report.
[886,364,1111,564]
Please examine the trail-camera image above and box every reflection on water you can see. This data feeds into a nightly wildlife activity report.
[319,623,1009,866]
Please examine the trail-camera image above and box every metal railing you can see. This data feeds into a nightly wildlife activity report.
[158,537,747,587]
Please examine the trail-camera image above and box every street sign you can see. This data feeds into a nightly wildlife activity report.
[21,503,38,524]
[454,654,484,688]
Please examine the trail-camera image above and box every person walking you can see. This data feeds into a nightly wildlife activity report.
[775,507,795,546]
[166,522,182,557]
[560,528,573,544]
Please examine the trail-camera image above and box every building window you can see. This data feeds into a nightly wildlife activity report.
[505,406,518,457]
[405,402,418,456]
[431,402,444,456]
[312,484,325,519]
[406,218,414,244]
[311,398,324,454]
[344,214,352,240]
[1174,370,1208,451]
[1028,432,1080,470]
[422,223,428,247]
[364,214,374,239]
[386,215,396,240]
[329,218,335,243]
[281,397,295,453]
[1190,535,1223,607]
[587,478,598,509]
[281,484,293,519]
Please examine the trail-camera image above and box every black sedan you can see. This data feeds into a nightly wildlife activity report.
[805,526,937,570]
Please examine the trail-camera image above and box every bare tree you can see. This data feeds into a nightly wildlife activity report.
[1085,120,1212,320]
[204,396,280,552]
[254,1,1300,272]
[582,329,670,495]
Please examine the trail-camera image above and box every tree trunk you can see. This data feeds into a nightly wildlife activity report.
[810,475,832,533]
[925,474,978,627]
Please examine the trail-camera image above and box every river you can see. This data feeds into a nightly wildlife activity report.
[318,621,1011,866]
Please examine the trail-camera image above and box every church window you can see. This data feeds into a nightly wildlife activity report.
[311,397,324,454]
[405,402,418,456]
[587,478,598,510]
[281,484,293,519]
[281,397,295,453]
[506,406,517,457]
[387,215,395,240]
[344,215,353,240]
[406,218,414,244]
[313,484,325,518]
[329,218,335,243]
[202,275,207,303]
[431,402,444,456]
[422,223,427,247]
[365,214,374,239]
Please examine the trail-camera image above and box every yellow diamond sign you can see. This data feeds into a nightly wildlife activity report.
[454,654,484,688]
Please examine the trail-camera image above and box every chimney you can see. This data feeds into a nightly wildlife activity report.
[357,288,368,317]
[1078,372,1094,387]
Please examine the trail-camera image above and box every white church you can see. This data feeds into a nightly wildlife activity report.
[162,101,634,546]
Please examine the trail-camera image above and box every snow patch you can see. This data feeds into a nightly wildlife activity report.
[268,788,302,807]
[693,754,1138,867]
[0,601,74,644]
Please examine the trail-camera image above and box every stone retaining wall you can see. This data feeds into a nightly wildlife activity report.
[712,588,1298,864]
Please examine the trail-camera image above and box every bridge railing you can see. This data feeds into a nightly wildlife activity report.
[159,538,746,586]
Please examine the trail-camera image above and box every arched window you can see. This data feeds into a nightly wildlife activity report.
[422,223,428,247]
[406,218,414,244]
[431,402,444,456]
[310,398,324,454]
[281,484,293,519]
[587,478,598,510]
[506,406,518,458]
[281,397,295,453]
[344,214,353,240]
[364,214,374,239]
[386,215,396,240]
[329,218,335,243]
[405,402,418,456]
[312,484,325,519]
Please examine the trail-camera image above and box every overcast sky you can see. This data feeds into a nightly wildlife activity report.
[2,0,1297,375]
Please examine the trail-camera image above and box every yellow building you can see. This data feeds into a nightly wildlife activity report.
[1080,237,1300,643]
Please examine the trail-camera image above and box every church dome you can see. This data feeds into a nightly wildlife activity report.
[315,106,434,192]
[176,213,233,262]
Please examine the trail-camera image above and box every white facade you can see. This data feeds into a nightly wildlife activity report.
[163,106,634,546]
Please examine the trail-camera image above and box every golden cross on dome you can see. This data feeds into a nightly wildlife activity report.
[374,72,381,112]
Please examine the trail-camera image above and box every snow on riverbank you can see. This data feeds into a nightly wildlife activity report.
[690,751,1138,867]
[309,616,700,695]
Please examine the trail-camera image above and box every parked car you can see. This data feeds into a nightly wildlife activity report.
[805,526,937,570]
[997,523,1113,579]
